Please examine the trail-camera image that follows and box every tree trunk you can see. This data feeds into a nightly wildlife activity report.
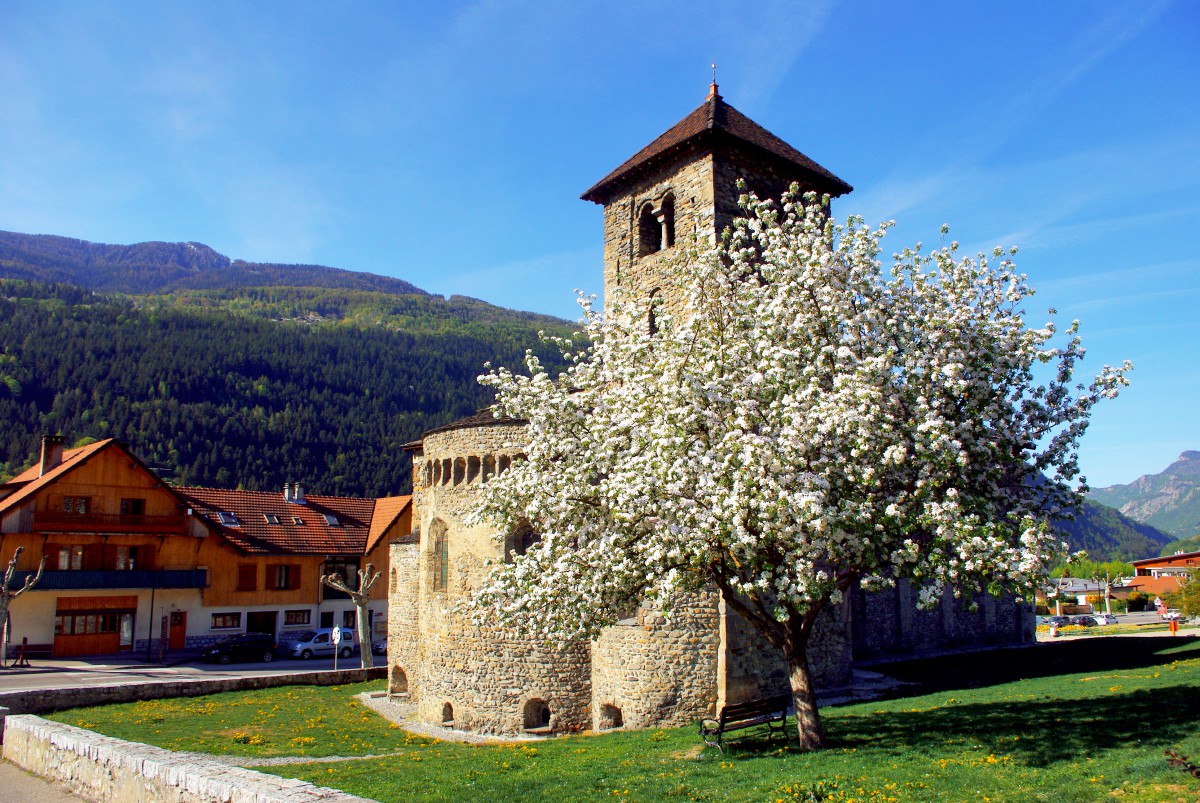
[355,599,374,670]
[785,645,825,750]
[0,598,8,669]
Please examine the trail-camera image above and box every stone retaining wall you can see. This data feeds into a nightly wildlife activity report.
[3,715,372,802]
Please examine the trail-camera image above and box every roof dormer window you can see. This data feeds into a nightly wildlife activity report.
[323,513,341,527]
[217,511,240,526]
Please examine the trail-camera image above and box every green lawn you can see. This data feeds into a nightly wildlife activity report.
[50,636,1200,802]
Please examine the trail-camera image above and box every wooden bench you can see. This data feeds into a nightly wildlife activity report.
[698,694,792,751]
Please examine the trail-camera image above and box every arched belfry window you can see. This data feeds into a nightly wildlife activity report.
[661,194,676,248]
[637,194,676,257]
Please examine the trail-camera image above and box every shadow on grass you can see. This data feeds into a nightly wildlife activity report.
[875,636,1200,695]
[824,683,1199,767]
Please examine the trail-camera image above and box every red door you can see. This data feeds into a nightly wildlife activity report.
[169,611,186,650]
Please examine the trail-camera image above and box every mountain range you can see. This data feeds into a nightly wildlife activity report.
[0,230,426,295]
[1089,451,1200,554]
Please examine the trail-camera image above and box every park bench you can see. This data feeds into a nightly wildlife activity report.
[698,694,791,752]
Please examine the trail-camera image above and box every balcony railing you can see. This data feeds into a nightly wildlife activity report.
[33,512,187,535]
[9,569,207,590]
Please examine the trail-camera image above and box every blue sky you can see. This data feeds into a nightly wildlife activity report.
[1,1,1196,489]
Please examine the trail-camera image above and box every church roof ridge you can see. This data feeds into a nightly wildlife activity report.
[581,92,852,204]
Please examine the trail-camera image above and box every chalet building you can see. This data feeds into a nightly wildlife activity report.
[0,435,409,658]
[1125,550,1200,599]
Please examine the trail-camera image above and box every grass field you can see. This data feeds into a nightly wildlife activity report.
[50,635,1200,802]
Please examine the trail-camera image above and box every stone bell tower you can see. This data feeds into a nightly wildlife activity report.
[581,82,852,312]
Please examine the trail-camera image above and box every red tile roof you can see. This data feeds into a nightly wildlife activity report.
[1122,575,1185,597]
[582,90,852,204]
[178,486,409,556]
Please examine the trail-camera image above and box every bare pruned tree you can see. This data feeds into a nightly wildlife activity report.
[0,547,46,668]
[320,563,381,669]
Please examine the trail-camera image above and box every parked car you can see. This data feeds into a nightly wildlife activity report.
[279,628,356,659]
[1093,613,1119,625]
[1070,615,1097,627]
[371,637,387,656]
[1161,609,1183,621]
[1046,615,1072,628]
[201,632,277,664]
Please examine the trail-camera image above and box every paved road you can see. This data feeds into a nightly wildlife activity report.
[0,760,81,802]
[0,653,379,800]
[0,653,374,693]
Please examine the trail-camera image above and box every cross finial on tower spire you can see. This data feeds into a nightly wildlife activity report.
[708,63,720,100]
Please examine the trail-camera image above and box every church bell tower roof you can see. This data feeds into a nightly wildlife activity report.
[581,89,852,204]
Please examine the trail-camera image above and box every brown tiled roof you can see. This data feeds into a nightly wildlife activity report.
[367,496,412,554]
[582,90,852,204]
[421,408,527,439]
[179,486,408,556]
[1122,575,1184,597]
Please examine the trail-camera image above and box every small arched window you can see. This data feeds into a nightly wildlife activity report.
[648,288,662,337]
[429,519,449,591]
[507,520,542,562]
[638,203,660,256]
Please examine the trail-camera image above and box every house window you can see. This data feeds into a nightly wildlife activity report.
[236,564,257,592]
[322,559,359,600]
[115,546,137,570]
[343,610,356,629]
[212,612,241,629]
[58,546,84,571]
[272,564,300,590]
[62,496,90,514]
[119,498,146,521]
[284,609,311,626]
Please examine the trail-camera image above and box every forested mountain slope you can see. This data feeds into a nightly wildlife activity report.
[1053,499,1173,563]
[0,280,573,495]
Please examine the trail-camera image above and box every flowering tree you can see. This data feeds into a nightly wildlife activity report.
[468,188,1131,750]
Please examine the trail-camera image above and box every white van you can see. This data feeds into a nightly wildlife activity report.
[279,627,356,659]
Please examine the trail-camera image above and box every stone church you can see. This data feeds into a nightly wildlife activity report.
[385,85,1035,736]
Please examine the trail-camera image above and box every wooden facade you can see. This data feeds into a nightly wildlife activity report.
[0,437,409,658]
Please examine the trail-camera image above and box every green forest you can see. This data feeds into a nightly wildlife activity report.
[0,279,574,496]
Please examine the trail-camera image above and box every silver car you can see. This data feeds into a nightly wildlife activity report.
[279,628,356,659]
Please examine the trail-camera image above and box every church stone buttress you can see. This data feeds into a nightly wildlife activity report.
[581,82,853,314]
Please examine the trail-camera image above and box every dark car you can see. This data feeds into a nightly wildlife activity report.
[1046,615,1072,627]
[201,632,277,664]
[1071,615,1097,627]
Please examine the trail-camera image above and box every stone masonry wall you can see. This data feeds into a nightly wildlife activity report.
[387,535,419,698]
[852,584,1035,660]
[721,601,851,707]
[601,144,715,318]
[590,590,721,731]
[3,715,370,803]
[411,422,593,735]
